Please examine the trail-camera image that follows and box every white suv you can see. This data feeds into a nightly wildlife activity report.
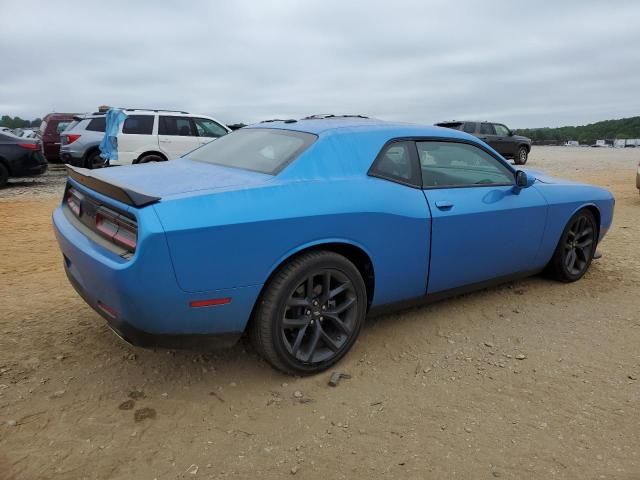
[113,109,230,165]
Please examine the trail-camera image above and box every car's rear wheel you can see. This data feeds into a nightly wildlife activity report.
[0,163,8,188]
[251,251,367,375]
[86,150,105,169]
[547,209,597,282]
[514,146,528,165]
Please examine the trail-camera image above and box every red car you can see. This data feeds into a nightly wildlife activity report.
[39,113,78,162]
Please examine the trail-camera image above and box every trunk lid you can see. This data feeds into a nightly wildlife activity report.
[70,159,274,206]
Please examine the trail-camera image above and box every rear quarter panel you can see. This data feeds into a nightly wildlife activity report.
[153,177,431,306]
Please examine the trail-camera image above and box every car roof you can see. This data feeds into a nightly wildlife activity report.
[246,117,472,139]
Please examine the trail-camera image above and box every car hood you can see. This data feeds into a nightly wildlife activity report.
[85,158,274,198]
[513,135,531,143]
[527,169,580,185]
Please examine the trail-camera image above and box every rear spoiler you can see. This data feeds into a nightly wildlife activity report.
[66,165,160,208]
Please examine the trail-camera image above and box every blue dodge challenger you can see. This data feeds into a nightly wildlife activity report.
[53,116,615,374]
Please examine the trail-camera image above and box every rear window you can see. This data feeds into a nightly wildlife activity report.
[188,128,316,175]
[437,122,463,130]
[86,117,106,132]
[122,115,154,135]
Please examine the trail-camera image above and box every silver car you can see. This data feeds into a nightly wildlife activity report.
[59,113,106,169]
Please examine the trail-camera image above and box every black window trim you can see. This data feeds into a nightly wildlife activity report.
[367,138,423,189]
[368,136,516,190]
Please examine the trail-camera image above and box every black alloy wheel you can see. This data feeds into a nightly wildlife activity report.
[548,210,597,282]
[281,269,357,363]
[251,251,367,375]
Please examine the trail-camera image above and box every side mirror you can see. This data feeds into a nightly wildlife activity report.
[508,130,514,136]
[515,170,534,188]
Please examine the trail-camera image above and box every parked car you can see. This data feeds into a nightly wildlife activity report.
[13,128,38,139]
[435,121,532,165]
[53,117,614,375]
[0,127,15,135]
[0,132,47,187]
[40,113,78,162]
[109,109,230,165]
[60,113,106,169]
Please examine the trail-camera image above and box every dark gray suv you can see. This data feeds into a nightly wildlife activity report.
[435,121,532,165]
[59,113,106,169]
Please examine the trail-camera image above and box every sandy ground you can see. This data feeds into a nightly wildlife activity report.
[1,147,639,480]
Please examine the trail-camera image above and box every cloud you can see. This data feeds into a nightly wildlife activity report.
[1,0,638,127]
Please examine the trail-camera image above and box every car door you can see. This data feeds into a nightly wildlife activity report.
[118,114,156,164]
[478,122,502,153]
[193,117,229,146]
[417,140,547,294]
[492,123,515,157]
[158,116,199,159]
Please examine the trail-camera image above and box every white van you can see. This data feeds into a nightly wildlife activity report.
[113,109,230,165]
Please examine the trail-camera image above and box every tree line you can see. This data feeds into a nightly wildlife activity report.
[514,116,640,145]
[0,115,43,129]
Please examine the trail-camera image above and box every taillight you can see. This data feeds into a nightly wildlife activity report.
[65,188,82,216]
[95,208,137,252]
[19,143,40,150]
[63,134,81,145]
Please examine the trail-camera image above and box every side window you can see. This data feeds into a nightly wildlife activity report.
[493,124,510,136]
[122,115,154,135]
[194,118,228,138]
[417,141,514,188]
[479,123,496,135]
[56,121,71,134]
[159,116,196,136]
[462,122,476,134]
[86,117,106,132]
[370,141,420,186]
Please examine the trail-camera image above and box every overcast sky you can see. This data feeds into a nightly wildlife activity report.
[1,0,639,128]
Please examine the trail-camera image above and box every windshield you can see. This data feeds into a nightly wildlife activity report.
[188,128,316,175]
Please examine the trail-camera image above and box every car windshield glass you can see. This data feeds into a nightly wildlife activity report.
[188,128,316,175]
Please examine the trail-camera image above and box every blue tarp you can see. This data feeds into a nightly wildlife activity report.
[99,108,128,161]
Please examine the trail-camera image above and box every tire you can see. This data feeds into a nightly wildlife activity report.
[138,154,165,163]
[250,251,367,375]
[0,162,8,188]
[85,150,105,169]
[514,146,528,165]
[546,209,597,282]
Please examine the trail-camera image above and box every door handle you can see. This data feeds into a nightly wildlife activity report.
[435,200,454,210]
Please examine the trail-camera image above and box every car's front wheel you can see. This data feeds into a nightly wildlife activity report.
[251,251,367,375]
[547,209,597,282]
[514,146,528,165]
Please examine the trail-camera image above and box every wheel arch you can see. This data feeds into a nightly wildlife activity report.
[520,143,531,153]
[83,145,101,160]
[134,151,168,164]
[247,240,376,333]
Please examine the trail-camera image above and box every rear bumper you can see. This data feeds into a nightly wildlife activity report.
[11,152,48,177]
[52,202,261,349]
[63,265,240,349]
